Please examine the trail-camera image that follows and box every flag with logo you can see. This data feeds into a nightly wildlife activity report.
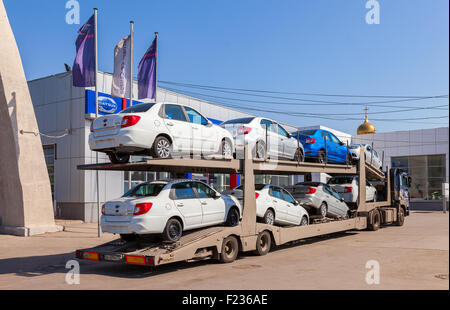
[72,14,96,87]
[111,35,131,98]
[138,36,157,99]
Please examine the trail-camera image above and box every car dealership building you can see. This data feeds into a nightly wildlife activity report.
[29,72,449,221]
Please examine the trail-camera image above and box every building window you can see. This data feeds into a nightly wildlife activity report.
[392,154,446,201]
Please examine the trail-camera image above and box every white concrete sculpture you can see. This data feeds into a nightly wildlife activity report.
[0,0,62,236]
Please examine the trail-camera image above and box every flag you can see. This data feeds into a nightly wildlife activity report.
[111,35,131,98]
[72,14,96,87]
[138,36,157,99]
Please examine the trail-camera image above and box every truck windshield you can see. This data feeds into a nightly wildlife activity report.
[123,183,165,197]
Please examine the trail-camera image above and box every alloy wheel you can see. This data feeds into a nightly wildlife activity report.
[157,139,171,158]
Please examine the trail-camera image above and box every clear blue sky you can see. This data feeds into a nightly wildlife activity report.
[4,0,449,134]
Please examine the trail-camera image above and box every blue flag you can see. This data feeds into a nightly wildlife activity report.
[138,36,157,99]
[73,15,95,87]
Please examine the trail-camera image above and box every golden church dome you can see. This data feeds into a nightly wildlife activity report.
[357,107,376,135]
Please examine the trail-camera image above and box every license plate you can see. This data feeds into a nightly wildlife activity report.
[103,254,124,262]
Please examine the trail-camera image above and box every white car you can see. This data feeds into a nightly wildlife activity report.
[220,117,304,161]
[327,176,378,207]
[349,144,383,170]
[101,180,242,242]
[89,102,235,163]
[223,184,309,226]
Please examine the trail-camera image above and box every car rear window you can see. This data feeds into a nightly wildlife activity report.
[121,103,155,113]
[327,177,354,185]
[221,117,255,125]
[298,130,317,136]
[295,182,321,187]
[233,184,266,191]
[123,183,165,197]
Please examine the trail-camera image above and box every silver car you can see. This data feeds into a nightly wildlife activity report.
[349,144,383,170]
[220,117,304,161]
[287,182,349,218]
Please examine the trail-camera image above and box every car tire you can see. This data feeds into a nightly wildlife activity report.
[225,208,240,227]
[108,152,130,164]
[220,139,233,158]
[317,150,326,163]
[162,218,183,242]
[263,209,275,225]
[254,231,271,256]
[395,207,405,226]
[254,141,266,159]
[317,202,327,218]
[300,216,309,226]
[294,148,305,162]
[219,236,239,263]
[120,234,137,242]
[367,209,381,231]
[345,153,352,165]
[152,136,172,159]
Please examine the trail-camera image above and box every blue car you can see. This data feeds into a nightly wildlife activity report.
[291,129,351,164]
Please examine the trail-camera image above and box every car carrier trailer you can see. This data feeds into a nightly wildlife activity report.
[75,148,408,266]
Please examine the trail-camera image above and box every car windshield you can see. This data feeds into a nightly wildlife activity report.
[221,117,255,125]
[233,184,266,191]
[121,103,155,114]
[123,183,165,197]
[327,177,354,185]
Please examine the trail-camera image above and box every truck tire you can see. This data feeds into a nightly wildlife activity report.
[162,218,183,242]
[254,231,271,256]
[219,236,239,263]
[395,207,405,226]
[367,209,381,231]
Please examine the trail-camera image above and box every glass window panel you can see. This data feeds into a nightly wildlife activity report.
[428,189,442,200]
[391,157,408,168]
[427,155,446,167]
[410,178,427,200]
[428,167,445,178]
[131,171,146,181]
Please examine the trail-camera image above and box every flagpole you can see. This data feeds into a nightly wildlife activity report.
[130,21,134,107]
[154,32,158,102]
[94,8,101,238]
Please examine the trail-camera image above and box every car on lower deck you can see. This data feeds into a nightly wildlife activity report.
[101,180,242,242]
[89,102,234,163]
[220,117,304,161]
[291,129,351,164]
[286,182,349,218]
[222,184,309,226]
[327,175,377,208]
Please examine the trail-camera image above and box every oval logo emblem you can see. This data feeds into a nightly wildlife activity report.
[98,96,118,114]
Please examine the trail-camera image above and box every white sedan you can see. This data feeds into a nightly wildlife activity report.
[89,102,235,163]
[327,176,378,207]
[101,180,242,242]
[349,144,383,170]
[223,184,309,226]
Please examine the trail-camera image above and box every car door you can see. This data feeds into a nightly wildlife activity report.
[170,182,203,228]
[327,185,348,217]
[193,181,225,225]
[329,133,347,163]
[276,123,296,159]
[260,119,279,158]
[321,131,334,162]
[162,104,192,154]
[268,186,287,223]
[281,189,301,224]
[322,185,339,216]
[184,106,218,155]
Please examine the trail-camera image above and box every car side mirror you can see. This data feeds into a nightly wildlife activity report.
[288,133,292,138]
[294,200,299,206]
[215,192,222,198]
[206,122,213,128]
[340,197,345,202]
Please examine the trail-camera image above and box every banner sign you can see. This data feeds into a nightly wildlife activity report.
[85,90,143,116]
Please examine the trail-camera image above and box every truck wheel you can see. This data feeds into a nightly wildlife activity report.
[367,209,381,231]
[219,236,239,263]
[108,152,130,164]
[317,202,327,218]
[395,207,405,226]
[254,231,271,256]
[225,208,240,227]
[263,209,275,225]
[162,218,183,242]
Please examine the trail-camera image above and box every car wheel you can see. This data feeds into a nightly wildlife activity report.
[162,218,183,242]
[254,231,271,256]
[219,236,239,263]
[317,150,326,163]
[345,153,352,165]
[395,207,405,226]
[254,141,266,159]
[221,139,233,158]
[225,208,240,227]
[300,216,309,226]
[263,209,275,225]
[108,152,130,164]
[153,136,172,158]
[367,209,381,231]
[317,202,327,218]
[294,148,305,162]
[120,234,137,242]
